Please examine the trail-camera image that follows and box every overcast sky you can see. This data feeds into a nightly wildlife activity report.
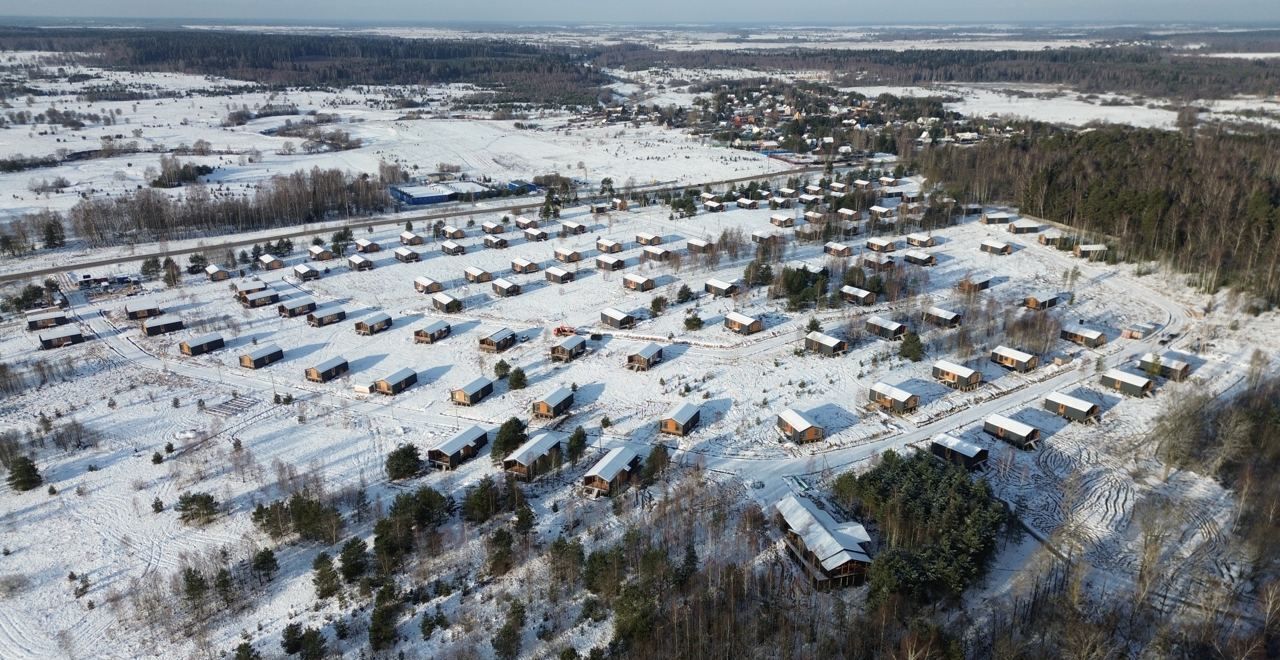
[3,1,1278,24]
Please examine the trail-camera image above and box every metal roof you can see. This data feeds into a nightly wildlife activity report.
[725,311,757,325]
[39,325,81,340]
[867,315,903,332]
[986,414,1036,438]
[1104,368,1152,388]
[992,345,1034,363]
[585,447,638,483]
[363,312,391,326]
[433,425,487,456]
[420,320,450,335]
[455,377,493,396]
[484,328,514,343]
[124,301,159,313]
[310,355,346,373]
[774,495,871,571]
[931,433,984,459]
[380,368,416,386]
[1063,325,1103,340]
[432,292,458,306]
[1045,391,1096,414]
[546,266,569,278]
[280,297,314,310]
[806,331,842,348]
[557,335,585,350]
[507,433,561,466]
[144,314,183,327]
[633,343,662,360]
[841,285,872,298]
[601,307,631,322]
[185,332,223,347]
[870,381,914,403]
[243,344,282,361]
[539,386,573,408]
[927,307,959,321]
[665,402,700,425]
[934,360,975,379]
[778,408,815,433]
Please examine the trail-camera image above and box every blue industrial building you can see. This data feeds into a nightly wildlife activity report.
[390,184,454,206]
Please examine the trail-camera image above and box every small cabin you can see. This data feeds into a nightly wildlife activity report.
[38,326,84,350]
[703,200,724,213]
[752,230,783,246]
[1038,230,1064,246]
[798,193,821,206]
[984,414,1040,449]
[532,386,574,419]
[1101,369,1154,397]
[841,285,875,305]
[1008,218,1041,234]
[205,264,230,281]
[735,198,758,210]
[450,377,494,406]
[905,233,935,248]
[560,221,587,237]
[482,221,504,235]
[179,333,224,356]
[307,306,347,328]
[305,356,348,383]
[503,433,563,482]
[393,247,421,263]
[492,278,521,298]
[124,301,162,320]
[642,246,670,262]
[464,266,493,283]
[582,447,640,497]
[555,247,583,264]
[868,205,895,222]
[686,238,713,255]
[770,214,795,228]
[724,312,762,335]
[1138,352,1191,382]
[805,331,848,356]
[441,225,465,240]
[242,289,280,309]
[484,235,509,250]
[775,494,872,588]
[515,216,539,230]
[1123,322,1159,340]
[429,426,489,470]
[479,328,516,353]
[924,307,961,328]
[991,345,1038,372]
[232,280,268,301]
[601,307,636,329]
[902,250,935,267]
[375,368,418,396]
[240,344,284,370]
[597,238,623,253]
[590,203,610,215]
[861,253,895,272]
[866,237,896,253]
[705,278,739,298]
[546,266,574,284]
[623,274,655,292]
[611,197,628,211]
[524,228,549,242]
[414,276,443,294]
[825,242,852,258]
[866,316,906,340]
[1075,244,1108,260]
[511,257,539,274]
[933,360,981,391]
[980,211,1012,225]
[930,434,988,471]
[660,403,701,436]
[869,382,919,414]
[636,232,662,246]
[355,312,393,336]
[277,297,316,318]
[1061,326,1106,348]
[627,343,663,371]
[348,254,374,271]
[596,255,625,271]
[980,240,1012,255]
[142,315,185,337]
[956,274,993,294]
[441,240,466,256]
[1044,392,1100,423]
[354,238,380,253]
[1024,292,1058,311]
[399,231,424,246]
[551,335,587,362]
[292,264,320,282]
[308,245,334,261]
[258,254,284,270]
[777,409,824,443]
[432,293,462,313]
[414,320,452,344]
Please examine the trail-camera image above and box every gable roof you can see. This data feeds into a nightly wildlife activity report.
[380,367,416,386]
[539,386,573,408]
[585,447,639,482]
[601,307,632,322]
[1103,368,1152,388]
[725,311,757,326]
[1045,391,1096,414]
[992,345,1034,363]
[934,359,975,379]
[420,320,450,335]
[455,377,492,396]
[870,381,914,403]
[806,331,842,348]
[633,342,662,360]
[986,414,1036,438]
[778,408,816,433]
[664,402,700,425]
[774,495,872,570]
[931,433,984,459]
[433,425,488,456]
[507,433,561,466]
[310,355,346,373]
[185,332,223,348]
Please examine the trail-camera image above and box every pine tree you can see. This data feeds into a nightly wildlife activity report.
[140,256,162,280]
[676,284,693,304]
[899,331,924,362]
[807,317,822,332]
[508,368,527,390]
[253,548,279,581]
[384,444,423,480]
[233,642,261,660]
[515,505,535,536]
[42,219,65,249]
[280,623,304,655]
[214,567,235,606]
[162,257,181,287]
[298,628,327,660]
[493,359,511,379]
[6,456,42,492]
[492,418,528,463]
[312,552,340,600]
[567,426,587,463]
[182,567,208,606]
[338,537,368,583]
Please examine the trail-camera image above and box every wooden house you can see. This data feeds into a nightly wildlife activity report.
[464,266,492,283]
[484,235,509,249]
[980,211,1012,225]
[305,356,348,383]
[524,227,549,242]
[551,335,586,362]
[775,494,872,588]
[428,426,488,470]
[866,315,906,340]
[1044,392,1100,423]
[308,245,334,261]
[450,377,494,406]
[752,229,783,246]
[924,307,961,328]
[582,447,640,497]
[503,433,562,481]
[590,203,611,214]
[441,240,466,256]
[1008,218,1041,234]
[660,403,701,436]
[1075,244,1108,260]
[258,254,284,270]
[511,257,539,274]
[991,345,1038,372]
[866,237,896,253]
[515,216,539,230]
[347,254,374,271]
[623,274,655,292]
[906,233,935,248]
[414,320,451,344]
[492,278,521,298]
[596,255,625,271]
[292,264,320,282]
[903,250,935,267]
[399,231,424,246]
[354,238,380,253]
[232,279,268,301]
[735,198,758,210]
[805,331,848,356]
[546,266,574,284]
[861,253,895,272]
[307,306,347,327]
[1061,326,1106,348]
[775,187,798,198]
[354,312,393,336]
[240,344,284,370]
[825,242,852,257]
[242,289,280,309]
[868,205,895,222]
[1122,322,1159,339]
[869,381,919,414]
[432,293,462,313]
[930,434,988,471]
[205,264,230,281]
[642,246,670,262]
[25,310,69,331]
[124,301,162,320]
[980,239,1012,255]
[777,409,824,443]
[956,273,993,293]
[38,325,84,349]
[601,307,636,329]
[984,414,1040,449]
[1038,230,1064,246]
[705,278,739,297]
[375,368,418,396]
[636,232,662,246]
[555,247,583,264]
[1024,292,1058,311]
[482,221,505,235]
[611,197,628,212]
[1138,352,1191,382]
[414,276,443,294]
[627,343,663,371]
[179,333,224,356]
[142,315,184,337]
[933,360,982,391]
[597,238,623,253]
[532,386,574,419]
[1101,369,1154,397]
[277,297,316,318]
[441,225,465,240]
[798,193,821,206]
[479,328,516,353]
[841,285,875,305]
[771,214,795,228]
[393,247,421,263]
[724,311,763,335]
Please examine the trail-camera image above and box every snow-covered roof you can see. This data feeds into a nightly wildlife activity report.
[442,240,462,251]
[258,253,281,264]
[1063,325,1103,340]
[927,307,959,321]
[706,277,736,290]
[981,239,1010,250]
[525,227,548,236]
[992,345,1034,363]
[481,221,500,230]
[1028,291,1057,303]
[124,301,160,313]
[455,377,492,396]
[862,253,893,265]
[597,255,622,265]
[557,335,585,350]
[964,272,993,284]
[432,292,458,306]
[538,386,573,408]
[185,332,223,347]
[686,238,709,249]
[420,320,450,335]
[442,225,459,234]
[771,214,791,223]
[906,232,931,243]
[433,425,487,456]
[546,266,569,278]
[636,232,658,242]
[867,237,893,248]
[464,266,488,278]
[837,208,856,218]
[633,343,662,360]
[1045,391,1096,414]
[664,402,700,425]
[1078,243,1107,252]
[493,277,518,290]
[280,296,315,310]
[483,328,514,343]
[400,231,419,241]
[1011,218,1040,230]
[601,307,632,322]
[841,285,872,298]
[555,247,580,257]
[986,414,1036,438]
[725,311,757,326]
[310,356,346,373]
[511,257,534,268]
[869,205,891,214]
[1139,352,1188,372]
[984,211,1011,220]
[507,433,561,466]
[931,433,983,459]
[292,264,316,275]
[1104,369,1152,388]
[205,264,225,274]
[643,246,668,256]
[903,249,932,261]
[243,344,282,361]
[394,246,417,258]
[826,242,849,253]
[144,314,183,326]
[348,254,370,265]
[585,447,638,483]
[623,274,652,285]
[806,331,842,348]
[774,495,871,570]
[362,312,391,326]
[562,221,584,230]
[778,408,815,433]
[870,381,914,403]
[414,276,438,288]
[934,360,975,379]
[39,325,81,340]
[233,280,267,293]
[867,315,903,332]
[355,238,374,247]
